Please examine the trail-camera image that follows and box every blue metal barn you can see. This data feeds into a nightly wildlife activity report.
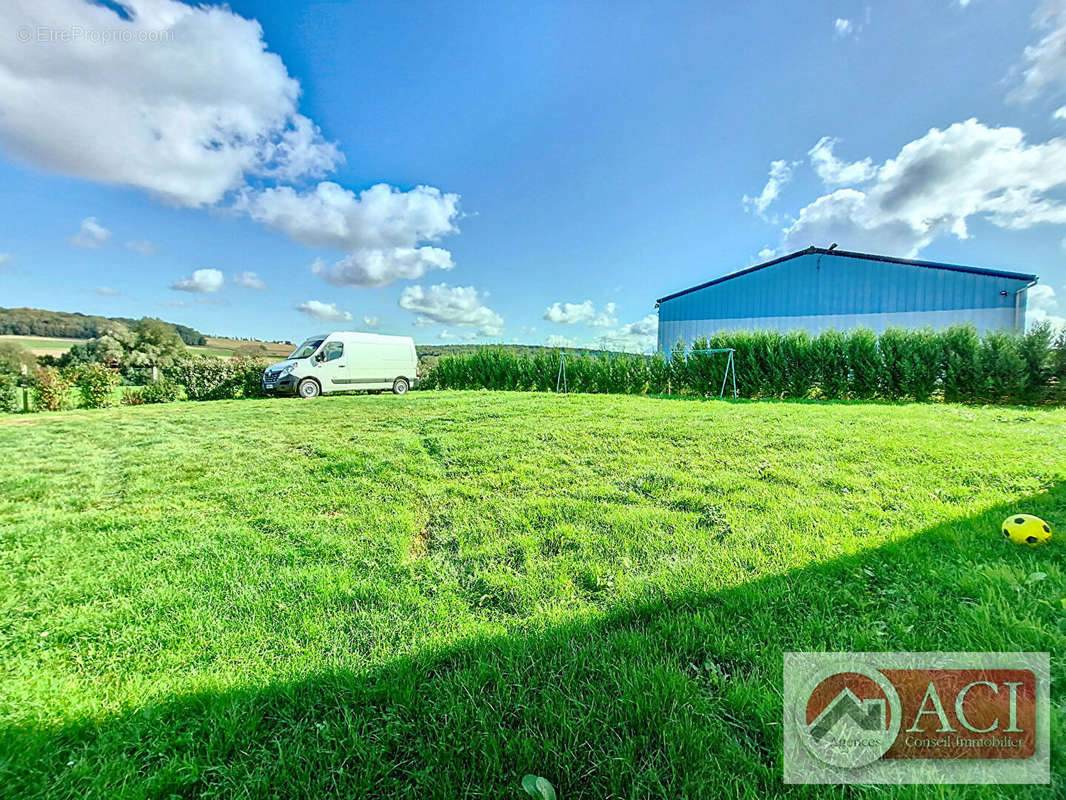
[655,247,1038,352]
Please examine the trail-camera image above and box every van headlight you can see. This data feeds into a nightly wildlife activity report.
[279,364,294,376]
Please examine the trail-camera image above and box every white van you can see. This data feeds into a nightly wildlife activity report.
[262,331,419,398]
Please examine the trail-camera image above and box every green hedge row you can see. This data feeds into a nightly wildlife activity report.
[1,356,276,413]
[162,356,272,401]
[426,324,1066,404]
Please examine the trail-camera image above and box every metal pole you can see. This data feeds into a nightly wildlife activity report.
[730,351,738,399]
[718,354,729,399]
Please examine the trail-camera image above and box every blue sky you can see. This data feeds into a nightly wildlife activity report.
[2,0,1065,349]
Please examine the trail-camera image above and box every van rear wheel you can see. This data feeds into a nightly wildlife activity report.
[297,379,320,399]
[392,378,409,395]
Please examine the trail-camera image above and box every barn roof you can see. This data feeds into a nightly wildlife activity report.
[655,247,1038,305]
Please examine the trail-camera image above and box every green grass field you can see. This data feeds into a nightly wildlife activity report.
[0,393,1062,798]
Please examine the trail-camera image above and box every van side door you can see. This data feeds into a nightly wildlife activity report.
[317,339,346,388]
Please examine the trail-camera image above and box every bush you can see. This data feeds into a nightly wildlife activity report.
[1018,323,1053,404]
[421,327,1066,406]
[979,332,1025,404]
[0,373,22,413]
[121,388,145,406]
[166,357,241,401]
[233,357,273,399]
[899,328,942,402]
[847,327,880,400]
[941,324,981,404]
[32,367,73,411]
[140,378,184,404]
[781,330,816,399]
[1051,329,1066,404]
[814,329,849,400]
[75,363,121,408]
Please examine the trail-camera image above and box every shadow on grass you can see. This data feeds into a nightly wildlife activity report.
[2,487,1063,800]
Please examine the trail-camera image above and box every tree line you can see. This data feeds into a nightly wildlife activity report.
[0,306,206,346]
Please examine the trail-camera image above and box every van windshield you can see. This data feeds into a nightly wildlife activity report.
[289,338,325,359]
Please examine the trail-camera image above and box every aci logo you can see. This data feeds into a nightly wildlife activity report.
[801,666,901,768]
[784,653,1049,784]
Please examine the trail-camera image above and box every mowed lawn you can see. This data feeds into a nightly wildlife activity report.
[0,392,1063,799]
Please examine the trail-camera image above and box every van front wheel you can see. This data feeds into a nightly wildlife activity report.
[392,378,409,395]
[297,379,321,399]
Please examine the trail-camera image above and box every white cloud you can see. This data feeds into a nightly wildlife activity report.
[93,286,120,296]
[296,300,352,322]
[69,216,111,248]
[238,182,461,287]
[743,159,794,217]
[0,0,340,207]
[0,253,13,269]
[808,137,877,186]
[596,314,658,353]
[780,119,1066,256]
[1027,283,1066,331]
[0,3,465,288]
[439,329,477,341]
[1009,1,1066,103]
[542,299,617,327]
[1054,106,1066,120]
[362,315,380,328]
[170,267,224,293]
[545,334,578,348]
[311,247,453,288]
[834,18,854,38]
[238,183,459,251]
[159,300,187,308]
[125,239,157,255]
[233,271,267,290]
[398,284,503,336]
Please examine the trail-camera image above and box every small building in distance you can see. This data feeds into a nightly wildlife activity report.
[655,247,1038,352]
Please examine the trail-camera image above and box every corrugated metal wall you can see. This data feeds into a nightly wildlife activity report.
[657,252,1032,352]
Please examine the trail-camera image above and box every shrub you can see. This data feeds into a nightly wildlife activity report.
[781,330,816,399]
[813,329,849,400]
[847,327,880,400]
[1050,329,1066,404]
[121,388,145,406]
[1018,323,1053,404]
[899,328,942,402]
[419,327,1064,406]
[979,332,1025,404]
[0,374,22,413]
[166,357,242,401]
[32,367,73,411]
[877,328,908,401]
[941,324,981,404]
[233,357,273,399]
[75,363,121,408]
[647,353,670,394]
[140,377,184,404]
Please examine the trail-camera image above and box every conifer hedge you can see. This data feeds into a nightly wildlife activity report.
[426,324,1066,405]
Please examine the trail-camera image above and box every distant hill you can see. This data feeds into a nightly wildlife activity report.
[414,343,610,359]
[0,307,206,346]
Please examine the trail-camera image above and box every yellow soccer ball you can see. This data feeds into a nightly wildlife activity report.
[1002,514,1052,547]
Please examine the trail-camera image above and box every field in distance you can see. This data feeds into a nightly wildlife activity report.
[1,392,1062,798]
[0,334,294,359]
